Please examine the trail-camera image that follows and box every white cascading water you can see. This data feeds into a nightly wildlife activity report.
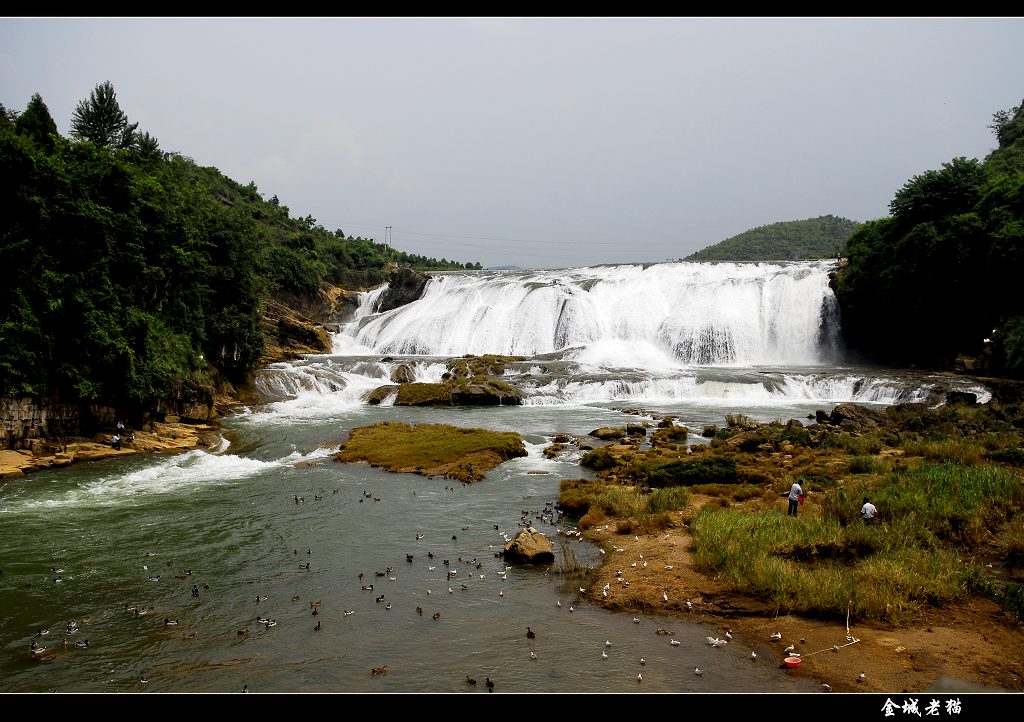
[334,261,843,366]
[247,260,990,410]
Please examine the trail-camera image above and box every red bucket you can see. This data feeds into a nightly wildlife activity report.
[784,656,802,668]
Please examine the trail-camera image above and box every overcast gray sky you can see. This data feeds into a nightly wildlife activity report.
[2,17,1022,269]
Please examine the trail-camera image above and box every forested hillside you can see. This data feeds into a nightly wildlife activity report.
[833,99,1024,378]
[683,215,861,261]
[0,82,480,427]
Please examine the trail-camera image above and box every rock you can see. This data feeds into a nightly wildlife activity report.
[503,527,555,565]
[390,364,416,384]
[376,267,430,312]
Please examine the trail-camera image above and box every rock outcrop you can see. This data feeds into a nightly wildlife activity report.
[502,527,555,565]
[376,266,430,313]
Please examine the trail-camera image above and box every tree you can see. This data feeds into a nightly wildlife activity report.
[70,80,137,149]
[988,99,1023,148]
[0,101,17,128]
[132,130,163,163]
[15,93,59,153]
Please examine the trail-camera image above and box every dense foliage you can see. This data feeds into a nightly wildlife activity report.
[0,83,481,417]
[683,215,861,261]
[834,99,1024,377]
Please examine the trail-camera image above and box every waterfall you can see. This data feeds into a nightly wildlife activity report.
[335,261,844,367]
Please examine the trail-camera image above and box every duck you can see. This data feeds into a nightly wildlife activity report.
[821,683,832,692]
[314,620,322,631]
[637,672,643,682]
[601,650,608,659]
[526,627,535,639]
[530,651,537,660]
[694,667,703,675]
[466,675,477,685]
[164,618,178,626]
[371,665,387,676]
[264,619,277,628]
[485,676,494,691]
[750,651,758,660]
[639,657,646,665]
[770,632,783,641]
[345,610,355,616]
[75,639,89,648]
[670,639,681,646]
[632,617,640,624]
[432,612,441,620]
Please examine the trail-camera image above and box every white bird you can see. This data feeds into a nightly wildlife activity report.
[832,645,840,653]
[784,644,796,654]
[556,600,562,607]
[664,533,670,539]
[750,651,758,660]
[821,683,832,692]
[637,673,642,682]
[428,566,436,571]
[639,658,646,665]
[685,600,693,611]
[579,587,586,593]
[664,565,673,570]
[632,617,640,624]
[770,632,782,641]
[602,589,608,598]
[694,667,703,675]
[605,640,612,647]
[599,549,605,555]
[725,630,733,640]
[448,588,453,594]
[530,651,537,660]
[858,672,866,682]
[603,583,610,591]
[569,606,574,613]
[670,639,680,646]
[601,651,608,659]
[499,591,503,597]
[662,592,669,603]
[344,610,355,616]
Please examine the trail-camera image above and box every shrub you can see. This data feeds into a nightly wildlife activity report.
[647,456,738,488]
[580,447,616,471]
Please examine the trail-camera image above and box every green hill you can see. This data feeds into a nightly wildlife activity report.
[683,215,862,262]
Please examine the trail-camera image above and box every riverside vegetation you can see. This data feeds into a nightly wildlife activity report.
[558,396,1024,627]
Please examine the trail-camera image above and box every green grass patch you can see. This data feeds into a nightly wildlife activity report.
[333,422,526,481]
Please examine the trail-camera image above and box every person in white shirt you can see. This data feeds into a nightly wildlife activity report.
[861,497,878,525]
[787,481,803,517]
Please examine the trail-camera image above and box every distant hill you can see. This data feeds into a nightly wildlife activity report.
[683,215,862,262]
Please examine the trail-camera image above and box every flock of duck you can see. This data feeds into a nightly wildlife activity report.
[15,484,849,693]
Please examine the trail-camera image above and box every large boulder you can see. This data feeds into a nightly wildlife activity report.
[503,527,554,565]
[377,267,430,312]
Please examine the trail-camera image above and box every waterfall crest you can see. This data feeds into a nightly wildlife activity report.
[335,261,843,367]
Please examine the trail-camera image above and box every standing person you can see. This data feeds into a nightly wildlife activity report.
[787,480,804,517]
[861,497,878,525]
[111,433,121,451]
